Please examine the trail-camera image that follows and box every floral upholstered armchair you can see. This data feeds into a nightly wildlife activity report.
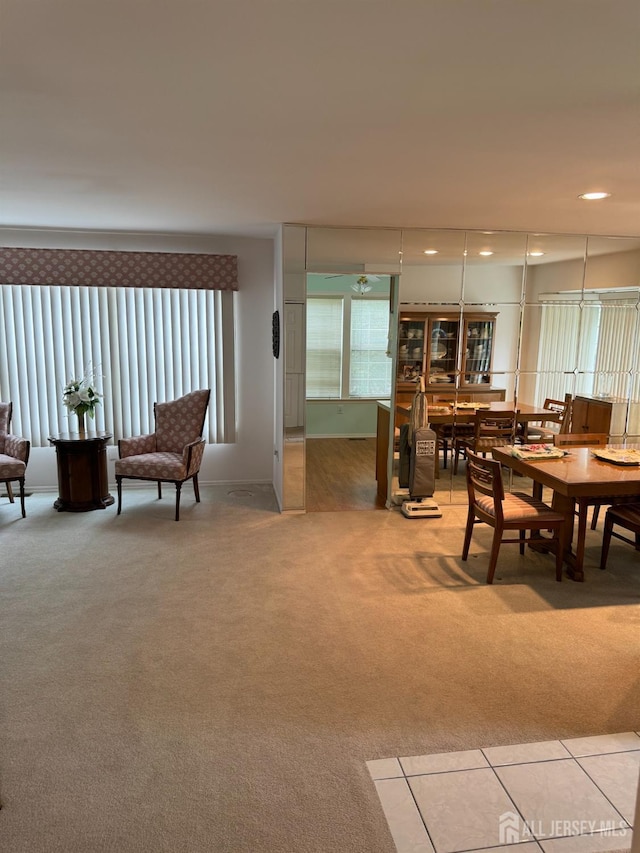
[0,402,31,519]
[115,389,211,521]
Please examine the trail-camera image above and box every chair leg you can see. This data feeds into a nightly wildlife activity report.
[462,509,475,560]
[486,527,502,584]
[158,482,162,500]
[590,505,601,530]
[600,513,614,570]
[175,482,182,521]
[193,474,201,503]
[116,476,122,515]
[6,481,14,503]
[519,529,525,555]
[19,478,26,518]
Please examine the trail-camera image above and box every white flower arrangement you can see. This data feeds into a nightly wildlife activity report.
[62,364,103,419]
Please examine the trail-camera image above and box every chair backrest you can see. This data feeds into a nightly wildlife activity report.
[532,397,571,436]
[473,409,517,444]
[0,401,12,453]
[0,401,12,435]
[466,450,505,518]
[542,396,565,422]
[553,433,608,447]
[559,393,573,434]
[154,389,211,453]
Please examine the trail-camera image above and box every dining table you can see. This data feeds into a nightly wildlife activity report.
[492,444,640,581]
[395,400,562,477]
[425,400,561,431]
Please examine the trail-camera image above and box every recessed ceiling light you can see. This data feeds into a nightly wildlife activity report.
[578,192,611,200]
[528,251,545,257]
[423,249,439,255]
[479,251,494,256]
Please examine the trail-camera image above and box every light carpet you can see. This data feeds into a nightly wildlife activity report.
[1,486,639,852]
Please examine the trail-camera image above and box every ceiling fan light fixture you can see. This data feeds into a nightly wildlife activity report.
[351,275,373,295]
[578,191,611,200]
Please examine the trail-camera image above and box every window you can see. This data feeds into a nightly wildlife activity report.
[0,284,236,446]
[306,295,391,399]
[350,299,392,397]
[534,297,640,405]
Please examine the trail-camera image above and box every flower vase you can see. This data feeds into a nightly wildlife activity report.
[76,410,86,436]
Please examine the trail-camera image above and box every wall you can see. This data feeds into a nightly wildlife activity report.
[525,248,640,302]
[272,229,285,508]
[306,400,382,437]
[0,228,275,490]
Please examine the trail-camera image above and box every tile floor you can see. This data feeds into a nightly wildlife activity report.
[368,731,639,853]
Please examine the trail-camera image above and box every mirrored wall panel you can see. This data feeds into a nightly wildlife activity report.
[279,225,640,512]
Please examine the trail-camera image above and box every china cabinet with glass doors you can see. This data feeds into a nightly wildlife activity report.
[396,311,501,397]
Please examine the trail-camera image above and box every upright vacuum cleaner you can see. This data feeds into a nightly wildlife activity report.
[401,376,442,519]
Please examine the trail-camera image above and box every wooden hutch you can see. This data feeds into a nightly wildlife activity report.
[396,310,506,407]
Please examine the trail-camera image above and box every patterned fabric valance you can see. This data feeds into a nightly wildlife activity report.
[0,247,238,291]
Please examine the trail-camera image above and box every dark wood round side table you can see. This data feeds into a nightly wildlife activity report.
[48,431,115,512]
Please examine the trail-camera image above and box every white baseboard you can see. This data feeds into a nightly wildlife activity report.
[306,433,376,440]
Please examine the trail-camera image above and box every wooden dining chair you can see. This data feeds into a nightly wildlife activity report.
[462,450,566,583]
[453,410,517,474]
[599,503,640,570]
[522,396,572,443]
[431,394,473,469]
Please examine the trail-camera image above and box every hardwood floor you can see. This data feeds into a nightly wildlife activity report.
[305,437,386,512]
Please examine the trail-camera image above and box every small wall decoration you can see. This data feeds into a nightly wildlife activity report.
[272,310,280,358]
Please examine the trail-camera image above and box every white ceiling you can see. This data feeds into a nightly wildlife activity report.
[2,0,640,239]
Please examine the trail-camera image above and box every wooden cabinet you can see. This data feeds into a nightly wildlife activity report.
[396,311,499,394]
[48,432,114,512]
[571,396,612,435]
[570,395,629,438]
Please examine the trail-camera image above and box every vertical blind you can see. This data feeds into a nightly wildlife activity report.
[534,303,599,404]
[306,297,343,398]
[534,299,640,421]
[593,302,640,400]
[0,284,236,446]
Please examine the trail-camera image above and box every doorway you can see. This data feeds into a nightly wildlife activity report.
[304,273,395,512]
